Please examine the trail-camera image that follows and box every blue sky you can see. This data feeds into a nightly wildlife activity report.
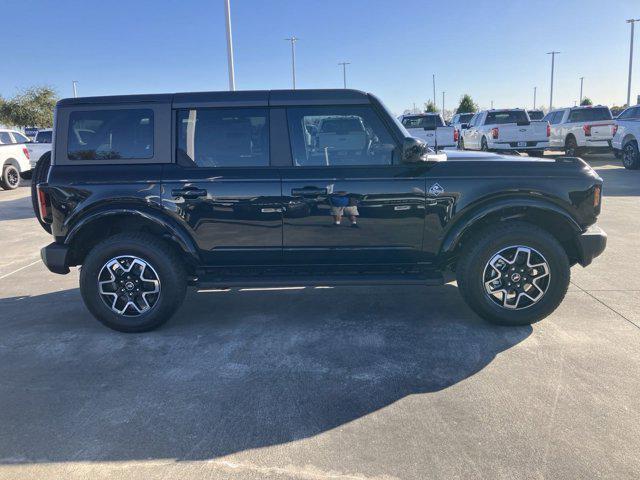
[3,0,639,114]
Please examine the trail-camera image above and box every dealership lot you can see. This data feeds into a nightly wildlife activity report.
[1,155,639,479]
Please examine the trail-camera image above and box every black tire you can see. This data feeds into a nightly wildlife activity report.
[621,140,640,170]
[480,137,489,152]
[30,152,52,233]
[456,222,570,326]
[1,164,20,190]
[80,232,187,332]
[528,150,544,158]
[564,135,582,157]
[459,138,465,150]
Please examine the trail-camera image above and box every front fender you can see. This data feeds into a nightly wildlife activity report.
[439,197,582,255]
[65,208,200,264]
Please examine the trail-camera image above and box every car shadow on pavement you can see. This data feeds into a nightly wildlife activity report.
[590,164,640,197]
[0,195,37,221]
[0,284,531,464]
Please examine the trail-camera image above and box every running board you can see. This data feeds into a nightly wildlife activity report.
[195,272,444,289]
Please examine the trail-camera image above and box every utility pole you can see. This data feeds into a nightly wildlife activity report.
[338,62,350,89]
[533,86,537,109]
[627,19,640,106]
[579,76,584,104]
[72,80,78,98]
[432,74,436,111]
[547,51,560,110]
[442,91,445,115]
[491,100,494,109]
[285,36,299,89]
[224,0,236,91]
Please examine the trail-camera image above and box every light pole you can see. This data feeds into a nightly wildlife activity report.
[491,100,494,109]
[442,91,445,115]
[547,51,560,110]
[224,0,236,91]
[285,36,299,89]
[627,19,640,106]
[72,80,78,98]
[432,74,436,111]
[579,77,584,104]
[533,86,537,109]
[338,62,350,89]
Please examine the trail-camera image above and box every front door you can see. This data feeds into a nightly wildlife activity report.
[162,106,282,266]
[281,105,427,265]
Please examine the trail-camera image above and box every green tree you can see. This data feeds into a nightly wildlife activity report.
[580,97,593,106]
[423,100,438,113]
[0,86,58,128]
[455,94,478,114]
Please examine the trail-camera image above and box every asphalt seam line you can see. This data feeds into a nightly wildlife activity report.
[571,281,640,331]
[0,259,41,281]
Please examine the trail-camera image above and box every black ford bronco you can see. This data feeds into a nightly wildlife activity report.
[33,89,606,332]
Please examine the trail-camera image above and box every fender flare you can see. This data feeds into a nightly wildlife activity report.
[439,197,582,255]
[65,208,200,264]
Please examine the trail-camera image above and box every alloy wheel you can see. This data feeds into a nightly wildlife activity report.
[483,246,550,310]
[97,256,161,316]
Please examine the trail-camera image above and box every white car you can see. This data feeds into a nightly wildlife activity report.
[611,104,640,169]
[543,106,614,156]
[26,128,52,169]
[0,129,31,190]
[449,112,474,147]
[398,113,457,150]
[461,109,549,156]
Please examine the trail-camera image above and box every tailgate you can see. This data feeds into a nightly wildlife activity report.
[496,123,546,142]
[587,123,614,140]
[406,128,435,147]
[435,126,455,146]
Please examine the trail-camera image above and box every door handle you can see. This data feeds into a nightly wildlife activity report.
[172,187,207,199]
[291,187,328,196]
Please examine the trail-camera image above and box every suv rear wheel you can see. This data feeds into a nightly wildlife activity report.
[456,222,570,326]
[80,233,187,332]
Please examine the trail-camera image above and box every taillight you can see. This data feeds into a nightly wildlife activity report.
[491,127,499,139]
[37,186,51,224]
[546,123,551,137]
[593,185,601,209]
[583,125,592,136]
[612,124,618,136]
[453,129,459,142]
[22,147,30,160]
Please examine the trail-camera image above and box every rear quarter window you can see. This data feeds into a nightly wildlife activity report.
[67,109,154,160]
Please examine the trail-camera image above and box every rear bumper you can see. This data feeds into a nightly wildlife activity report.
[40,242,71,274]
[492,141,549,150]
[582,139,612,150]
[576,225,607,267]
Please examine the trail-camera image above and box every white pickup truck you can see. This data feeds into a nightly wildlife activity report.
[460,109,549,156]
[0,129,31,190]
[611,104,640,169]
[398,113,456,150]
[26,128,52,170]
[543,106,614,156]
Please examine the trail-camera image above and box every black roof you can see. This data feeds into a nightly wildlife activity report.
[57,89,371,108]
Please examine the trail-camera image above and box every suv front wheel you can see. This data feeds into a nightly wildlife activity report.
[80,233,187,332]
[456,222,570,326]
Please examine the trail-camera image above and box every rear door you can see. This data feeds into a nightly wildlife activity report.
[162,105,283,266]
[281,104,426,265]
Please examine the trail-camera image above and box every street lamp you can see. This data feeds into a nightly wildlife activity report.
[533,86,537,109]
[338,62,350,89]
[72,80,78,98]
[547,51,560,110]
[285,36,299,89]
[626,19,640,106]
[224,0,236,91]
[579,76,584,104]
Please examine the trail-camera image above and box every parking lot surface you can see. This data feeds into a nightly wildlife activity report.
[1,155,639,479]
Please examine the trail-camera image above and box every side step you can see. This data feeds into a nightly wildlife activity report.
[196,271,444,289]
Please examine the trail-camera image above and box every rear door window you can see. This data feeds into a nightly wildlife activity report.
[11,132,30,143]
[568,108,612,123]
[68,109,154,160]
[176,108,269,167]
[401,115,443,130]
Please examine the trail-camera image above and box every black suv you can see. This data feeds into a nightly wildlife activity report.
[33,89,606,332]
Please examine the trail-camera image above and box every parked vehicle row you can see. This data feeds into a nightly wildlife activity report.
[33,89,606,332]
[0,128,32,190]
[544,106,614,157]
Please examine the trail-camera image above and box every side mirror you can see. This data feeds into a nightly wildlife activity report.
[402,137,428,163]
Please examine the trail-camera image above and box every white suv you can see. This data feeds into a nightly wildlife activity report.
[544,106,614,156]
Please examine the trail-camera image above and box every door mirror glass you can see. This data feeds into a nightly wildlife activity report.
[402,137,428,163]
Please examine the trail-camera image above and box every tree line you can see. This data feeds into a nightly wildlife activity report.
[0,86,58,129]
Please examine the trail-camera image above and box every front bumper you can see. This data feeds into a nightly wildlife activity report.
[41,242,71,274]
[576,225,607,267]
